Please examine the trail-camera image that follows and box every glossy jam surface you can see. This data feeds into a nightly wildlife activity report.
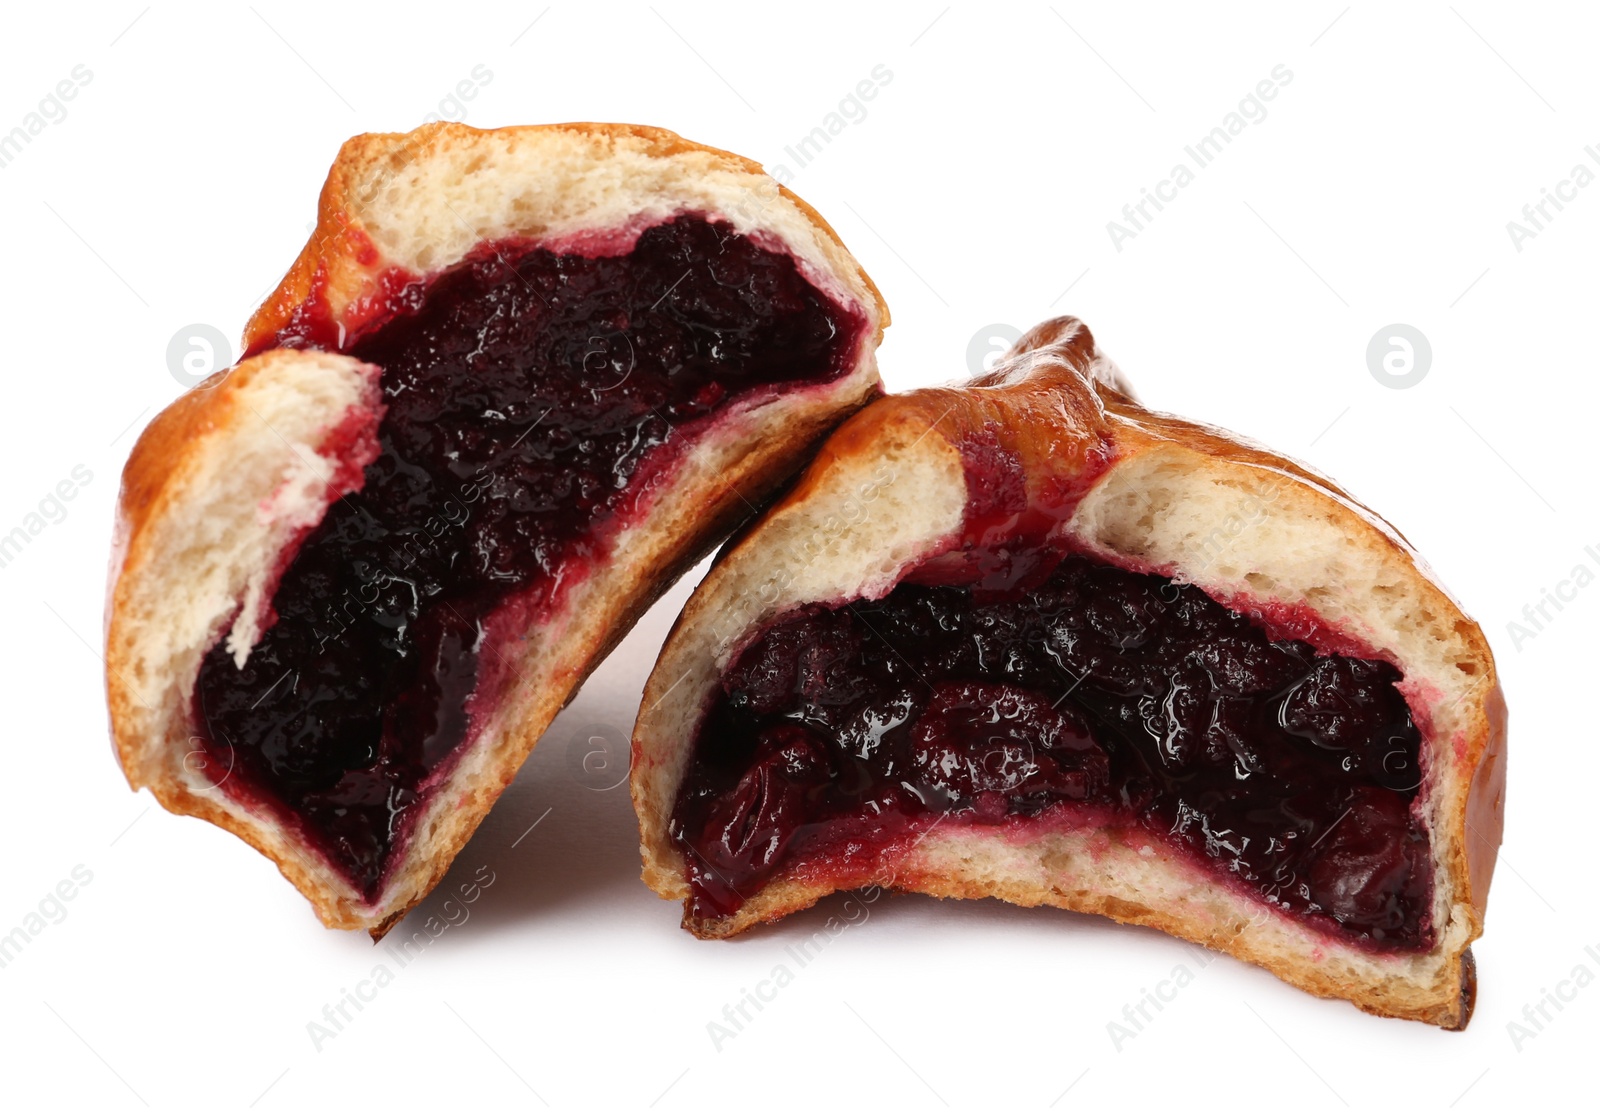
[671,554,1432,948]
[197,216,861,897]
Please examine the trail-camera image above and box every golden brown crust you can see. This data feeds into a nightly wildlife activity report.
[633,316,1501,1028]
[243,122,888,355]
[107,121,886,932]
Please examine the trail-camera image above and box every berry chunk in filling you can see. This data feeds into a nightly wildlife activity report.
[670,553,1433,949]
[195,215,864,898]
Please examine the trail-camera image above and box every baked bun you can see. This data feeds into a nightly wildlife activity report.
[107,122,887,934]
[633,316,1503,1028]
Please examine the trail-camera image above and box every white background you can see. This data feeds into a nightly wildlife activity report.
[1,2,1594,1111]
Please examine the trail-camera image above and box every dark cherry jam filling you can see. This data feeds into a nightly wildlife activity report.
[671,553,1433,949]
[196,215,862,897]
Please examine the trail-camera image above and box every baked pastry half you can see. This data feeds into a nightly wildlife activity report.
[107,122,887,934]
[633,316,1503,1028]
